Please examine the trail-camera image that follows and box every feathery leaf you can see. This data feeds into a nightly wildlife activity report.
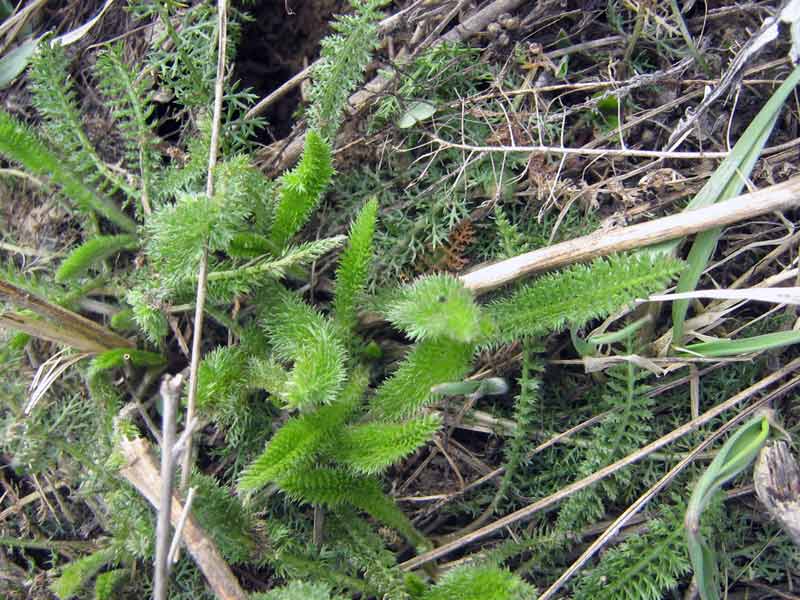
[270,130,334,251]
[332,413,441,475]
[384,273,486,343]
[371,338,474,420]
[55,235,139,283]
[488,254,684,345]
[333,198,378,335]
[0,109,136,232]
[421,564,536,600]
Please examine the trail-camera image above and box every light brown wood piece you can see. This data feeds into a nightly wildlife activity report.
[754,441,800,546]
[118,437,247,600]
[0,279,133,351]
[460,175,800,294]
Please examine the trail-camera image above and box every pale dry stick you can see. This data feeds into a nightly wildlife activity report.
[399,356,800,571]
[427,135,730,160]
[154,374,181,600]
[0,240,51,259]
[666,5,796,152]
[167,486,196,566]
[460,175,800,295]
[650,266,800,352]
[119,436,247,600]
[0,0,46,41]
[416,0,473,51]
[537,396,782,600]
[746,581,800,600]
[0,480,68,522]
[181,0,227,497]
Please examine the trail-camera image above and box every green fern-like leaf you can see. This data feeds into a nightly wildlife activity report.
[228,232,273,258]
[55,235,139,282]
[239,371,367,492]
[494,343,543,510]
[280,467,424,546]
[327,510,411,600]
[384,273,486,343]
[0,109,136,232]
[125,286,169,343]
[247,355,289,398]
[94,43,160,216]
[278,466,376,507]
[286,324,347,408]
[158,115,211,201]
[93,568,128,600]
[308,0,384,140]
[488,254,684,345]
[145,191,249,290]
[557,355,654,533]
[206,235,346,299]
[574,506,690,600]
[263,289,348,408]
[371,338,474,421]
[332,414,441,475]
[239,403,352,492]
[251,580,345,600]
[420,564,536,600]
[333,198,378,335]
[28,42,135,199]
[191,472,257,564]
[50,547,114,600]
[195,346,250,417]
[270,130,334,251]
[493,204,528,258]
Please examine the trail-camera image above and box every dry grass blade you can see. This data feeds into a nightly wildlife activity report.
[400,357,800,571]
[537,402,773,600]
[0,279,133,351]
[649,287,800,305]
[24,348,91,415]
[180,0,228,497]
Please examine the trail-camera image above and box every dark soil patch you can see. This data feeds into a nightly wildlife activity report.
[234,0,349,141]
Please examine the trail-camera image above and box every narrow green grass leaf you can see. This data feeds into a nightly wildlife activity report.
[671,64,800,344]
[685,415,770,600]
[0,37,37,89]
[683,329,800,357]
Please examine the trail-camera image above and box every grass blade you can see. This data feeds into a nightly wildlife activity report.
[670,64,800,344]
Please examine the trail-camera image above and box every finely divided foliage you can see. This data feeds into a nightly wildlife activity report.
[488,254,685,345]
[0,0,702,597]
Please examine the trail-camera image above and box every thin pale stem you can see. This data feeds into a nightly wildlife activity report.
[537,401,770,600]
[399,357,800,571]
[153,374,181,600]
[180,0,228,496]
